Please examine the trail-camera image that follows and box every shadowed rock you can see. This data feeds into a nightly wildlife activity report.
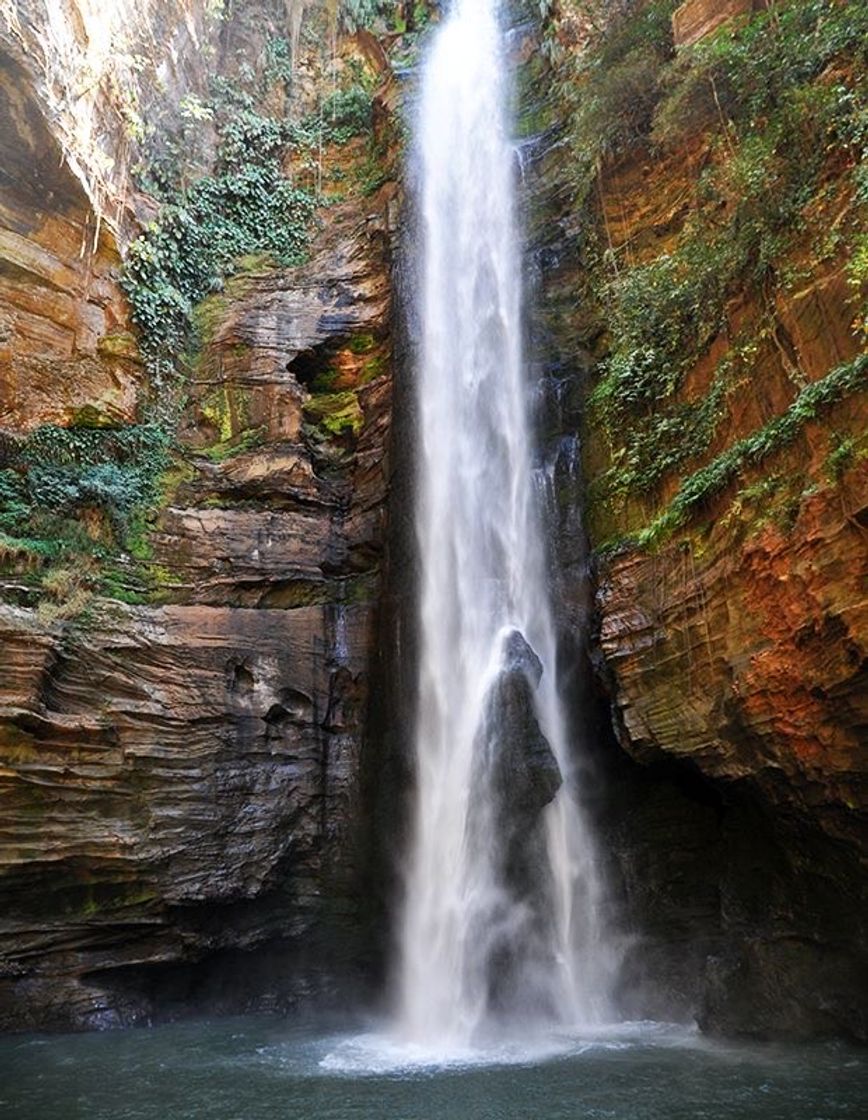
[468,630,563,1017]
[484,630,561,826]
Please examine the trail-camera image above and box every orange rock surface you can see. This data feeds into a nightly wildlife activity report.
[673,0,767,48]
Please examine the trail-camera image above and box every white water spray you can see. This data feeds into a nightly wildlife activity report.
[395,0,617,1049]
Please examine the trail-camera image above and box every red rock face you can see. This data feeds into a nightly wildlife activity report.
[523,0,868,1038]
[672,0,767,48]
[0,58,142,429]
[598,461,867,850]
[582,143,868,1040]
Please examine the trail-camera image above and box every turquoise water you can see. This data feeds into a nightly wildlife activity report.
[1,1017,865,1119]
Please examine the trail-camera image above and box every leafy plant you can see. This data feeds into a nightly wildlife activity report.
[322,86,373,143]
[655,0,868,143]
[569,0,868,546]
[590,235,733,423]
[0,425,171,554]
[123,56,326,372]
[339,0,394,33]
[560,0,678,175]
[635,354,868,548]
[123,166,315,358]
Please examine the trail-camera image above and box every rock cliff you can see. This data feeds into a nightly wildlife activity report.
[0,0,403,1029]
[530,0,867,1039]
[0,0,866,1043]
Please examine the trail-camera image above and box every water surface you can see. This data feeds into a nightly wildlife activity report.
[2,1017,865,1120]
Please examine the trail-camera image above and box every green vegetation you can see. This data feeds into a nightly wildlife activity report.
[1,13,398,618]
[654,0,868,146]
[122,69,320,362]
[545,0,868,548]
[321,86,374,144]
[202,426,266,463]
[303,391,364,439]
[123,171,314,359]
[825,434,859,483]
[339,1,431,35]
[591,235,732,418]
[550,0,678,196]
[346,333,376,355]
[621,354,868,551]
[286,84,374,152]
[0,424,173,610]
[0,424,170,542]
[589,357,731,504]
[339,0,393,32]
[123,41,379,366]
[847,231,868,336]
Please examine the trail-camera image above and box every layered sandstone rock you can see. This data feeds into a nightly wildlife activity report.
[153,188,397,610]
[0,0,400,1029]
[523,0,868,1040]
[0,177,398,1027]
[0,55,142,429]
[1,0,216,239]
[597,456,868,1035]
[598,468,867,829]
[0,597,370,1027]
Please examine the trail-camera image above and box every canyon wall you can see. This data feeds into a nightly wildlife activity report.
[528,0,867,1039]
[0,0,865,1042]
[0,0,402,1029]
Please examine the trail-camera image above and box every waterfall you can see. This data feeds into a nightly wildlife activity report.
[395,0,616,1048]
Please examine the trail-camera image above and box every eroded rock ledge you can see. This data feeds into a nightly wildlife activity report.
[0,174,398,1028]
[598,463,867,1040]
[0,0,401,1029]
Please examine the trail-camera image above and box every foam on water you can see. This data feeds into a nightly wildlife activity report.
[319,1022,705,1077]
[4,1015,865,1120]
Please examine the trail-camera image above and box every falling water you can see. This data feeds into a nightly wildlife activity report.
[396,0,616,1049]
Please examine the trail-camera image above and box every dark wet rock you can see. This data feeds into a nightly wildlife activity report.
[468,631,563,1018]
[482,630,562,829]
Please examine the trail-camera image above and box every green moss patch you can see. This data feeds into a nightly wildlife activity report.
[303,391,364,439]
[201,426,266,463]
